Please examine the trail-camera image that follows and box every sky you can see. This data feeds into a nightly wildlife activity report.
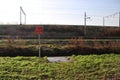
[0,0,120,26]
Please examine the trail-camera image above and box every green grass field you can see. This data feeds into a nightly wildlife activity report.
[0,54,120,80]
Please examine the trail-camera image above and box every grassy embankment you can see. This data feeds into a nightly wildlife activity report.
[0,54,120,80]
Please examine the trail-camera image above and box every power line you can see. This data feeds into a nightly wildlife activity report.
[103,12,120,27]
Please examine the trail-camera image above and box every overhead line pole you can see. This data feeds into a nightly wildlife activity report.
[21,7,26,24]
[119,12,120,27]
[84,12,86,36]
[20,6,26,25]
[104,12,120,27]
[20,0,21,25]
[103,17,105,27]
[84,12,90,36]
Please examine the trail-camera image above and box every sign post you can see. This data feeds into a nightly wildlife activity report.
[35,26,43,58]
[38,34,40,58]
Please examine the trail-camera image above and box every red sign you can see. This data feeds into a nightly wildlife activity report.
[35,26,43,34]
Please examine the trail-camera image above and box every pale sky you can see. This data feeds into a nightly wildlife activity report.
[0,0,120,26]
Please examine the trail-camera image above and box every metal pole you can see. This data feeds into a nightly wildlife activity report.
[38,34,41,58]
[25,14,26,24]
[103,17,105,27]
[119,12,120,27]
[84,12,86,36]
[20,6,22,25]
[20,6,26,25]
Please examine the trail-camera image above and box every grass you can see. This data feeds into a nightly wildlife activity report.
[0,38,120,56]
[0,54,120,80]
